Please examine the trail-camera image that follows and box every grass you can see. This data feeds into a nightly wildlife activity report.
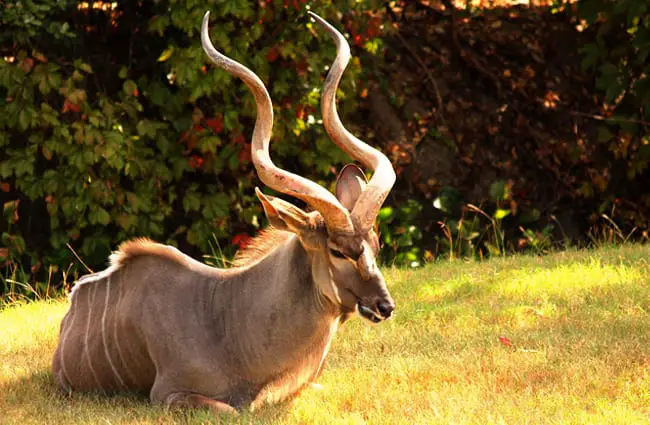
[1,244,649,424]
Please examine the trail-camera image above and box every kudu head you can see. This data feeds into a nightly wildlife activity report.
[201,11,396,323]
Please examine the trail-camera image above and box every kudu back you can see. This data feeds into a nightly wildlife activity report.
[52,11,396,415]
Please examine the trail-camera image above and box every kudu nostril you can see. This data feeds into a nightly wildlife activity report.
[377,301,395,318]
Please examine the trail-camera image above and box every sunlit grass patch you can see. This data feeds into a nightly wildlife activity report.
[0,300,65,351]
[499,260,644,297]
[1,244,649,424]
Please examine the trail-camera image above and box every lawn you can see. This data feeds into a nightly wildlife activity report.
[1,245,648,424]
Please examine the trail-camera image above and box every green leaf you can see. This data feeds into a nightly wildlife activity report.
[596,125,615,143]
[148,15,170,36]
[116,214,137,230]
[228,151,239,170]
[18,108,31,130]
[122,80,137,96]
[519,208,541,224]
[433,186,463,214]
[183,192,201,212]
[578,0,606,24]
[74,59,93,74]
[68,88,86,104]
[157,46,174,62]
[137,120,157,138]
[580,43,601,70]
[79,63,93,74]
[494,209,511,220]
[378,206,394,220]
[600,62,619,76]
[97,208,111,225]
[489,180,509,201]
[199,136,221,153]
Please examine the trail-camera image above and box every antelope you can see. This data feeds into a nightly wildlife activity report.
[52,11,396,415]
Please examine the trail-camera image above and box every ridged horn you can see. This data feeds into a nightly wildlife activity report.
[201,11,354,234]
[308,11,396,233]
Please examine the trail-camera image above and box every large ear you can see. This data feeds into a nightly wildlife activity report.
[255,188,312,234]
[335,164,368,211]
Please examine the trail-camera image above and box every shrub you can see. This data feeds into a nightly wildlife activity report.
[0,0,384,291]
[577,0,650,226]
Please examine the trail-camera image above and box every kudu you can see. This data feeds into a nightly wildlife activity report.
[52,11,396,415]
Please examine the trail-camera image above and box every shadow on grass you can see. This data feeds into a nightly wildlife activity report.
[1,370,293,425]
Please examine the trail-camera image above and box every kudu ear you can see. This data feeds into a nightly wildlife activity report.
[255,188,312,234]
[335,164,368,211]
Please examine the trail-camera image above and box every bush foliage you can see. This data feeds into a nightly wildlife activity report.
[358,1,650,264]
[578,0,650,219]
[2,0,649,296]
[0,0,385,288]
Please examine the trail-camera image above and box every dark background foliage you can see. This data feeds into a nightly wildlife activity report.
[371,0,650,261]
[1,0,649,296]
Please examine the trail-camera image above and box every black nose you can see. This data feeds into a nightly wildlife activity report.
[376,300,395,318]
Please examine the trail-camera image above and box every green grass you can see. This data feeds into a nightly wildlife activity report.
[1,245,649,424]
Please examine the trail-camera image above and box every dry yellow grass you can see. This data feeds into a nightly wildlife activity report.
[1,245,648,424]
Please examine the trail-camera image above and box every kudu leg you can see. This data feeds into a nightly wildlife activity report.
[167,392,239,416]
[151,380,238,416]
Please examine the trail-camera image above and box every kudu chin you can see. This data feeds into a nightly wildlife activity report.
[52,11,396,415]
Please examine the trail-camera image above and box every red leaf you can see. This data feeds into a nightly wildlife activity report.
[62,99,81,113]
[498,335,513,348]
[266,48,279,63]
[206,115,223,133]
[295,61,308,77]
[295,105,305,120]
[19,58,34,73]
[188,155,204,169]
[34,53,48,63]
[180,130,189,143]
[233,134,245,145]
[238,143,251,164]
[232,233,251,249]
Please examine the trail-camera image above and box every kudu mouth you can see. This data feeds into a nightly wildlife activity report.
[357,299,394,323]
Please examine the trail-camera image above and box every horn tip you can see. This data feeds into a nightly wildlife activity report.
[202,11,211,34]
[307,11,327,26]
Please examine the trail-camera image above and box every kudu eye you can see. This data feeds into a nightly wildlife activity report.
[329,248,347,259]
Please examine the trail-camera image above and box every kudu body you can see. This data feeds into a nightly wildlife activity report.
[52,11,396,414]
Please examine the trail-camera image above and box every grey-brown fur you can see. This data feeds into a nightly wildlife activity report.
[53,236,344,409]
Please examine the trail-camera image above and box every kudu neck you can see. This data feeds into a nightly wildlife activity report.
[202,234,343,393]
[237,234,341,319]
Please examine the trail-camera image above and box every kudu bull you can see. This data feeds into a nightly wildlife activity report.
[52,11,396,414]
